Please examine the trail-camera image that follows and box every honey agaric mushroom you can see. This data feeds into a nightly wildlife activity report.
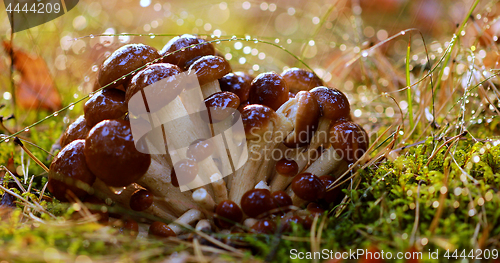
[309,86,351,147]
[215,200,243,229]
[249,72,289,111]
[48,140,96,202]
[271,190,293,214]
[281,68,324,94]
[129,189,176,221]
[149,221,177,238]
[287,173,326,207]
[127,62,225,198]
[59,115,90,148]
[160,34,215,69]
[188,55,232,98]
[98,44,161,91]
[304,121,368,177]
[84,88,128,127]
[240,189,277,218]
[319,175,343,204]
[250,219,276,234]
[229,104,291,205]
[84,119,151,187]
[280,91,320,147]
[269,158,299,192]
[192,187,216,213]
[219,72,254,102]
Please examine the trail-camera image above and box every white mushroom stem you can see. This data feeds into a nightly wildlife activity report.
[285,188,308,207]
[192,188,216,213]
[137,155,198,216]
[211,177,228,204]
[168,209,205,235]
[144,199,177,221]
[200,80,221,98]
[243,218,258,228]
[254,114,293,186]
[195,219,212,232]
[303,118,331,165]
[228,128,273,205]
[303,147,346,177]
[254,180,270,191]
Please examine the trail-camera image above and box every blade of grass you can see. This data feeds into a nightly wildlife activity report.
[406,35,414,132]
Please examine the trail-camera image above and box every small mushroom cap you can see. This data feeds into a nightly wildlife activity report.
[129,189,154,211]
[281,68,324,93]
[84,88,128,127]
[219,72,254,102]
[149,221,176,237]
[84,120,151,187]
[251,219,276,234]
[310,86,351,121]
[98,44,160,90]
[204,91,241,123]
[271,190,293,213]
[249,72,289,111]
[284,91,320,147]
[241,104,278,138]
[126,63,183,109]
[59,115,90,148]
[160,34,215,68]
[188,55,232,86]
[48,140,96,202]
[280,215,304,232]
[240,189,277,218]
[291,173,326,202]
[275,158,299,177]
[319,175,343,204]
[329,121,369,163]
[215,200,243,229]
[173,159,199,186]
[122,219,139,237]
[186,139,215,162]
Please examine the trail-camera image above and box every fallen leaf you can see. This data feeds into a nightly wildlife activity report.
[3,41,61,111]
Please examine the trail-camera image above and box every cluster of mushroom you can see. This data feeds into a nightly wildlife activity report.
[49,34,368,240]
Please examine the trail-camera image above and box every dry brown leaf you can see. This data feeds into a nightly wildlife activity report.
[3,41,61,111]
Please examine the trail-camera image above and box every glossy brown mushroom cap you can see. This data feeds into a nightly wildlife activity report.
[204,92,241,123]
[84,120,151,187]
[249,72,289,111]
[281,68,324,93]
[122,219,139,237]
[186,139,215,162]
[215,200,243,229]
[284,91,320,147]
[48,140,96,201]
[188,55,232,86]
[271,191,293,212]
[125,63,183,108]
[219,72,253,102]
[291,173,325,202]
[251,219,276,234]
[84,88,128,127]
[59,115,90,148]
[319,175,342,204]
[310,86,351,121]
[149,221,176,237]
[240,189,277,218]
[98,44,160,90]
[241,104,277,138]
[129,189,154,211]
[280,215,304,232]
[160,34,215,68]
[275,158,299,177]
[329,121,369,163]
[173,159,199,186]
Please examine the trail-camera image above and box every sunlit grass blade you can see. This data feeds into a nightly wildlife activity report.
[406,35,414,132]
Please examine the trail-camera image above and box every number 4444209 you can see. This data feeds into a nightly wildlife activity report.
[444,249,498,260]
[6,2,61,14]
